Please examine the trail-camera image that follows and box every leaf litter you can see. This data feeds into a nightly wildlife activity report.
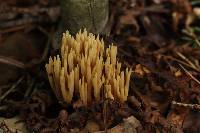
[0,0,200,132]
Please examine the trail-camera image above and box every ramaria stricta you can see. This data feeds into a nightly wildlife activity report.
[45,29,132,106]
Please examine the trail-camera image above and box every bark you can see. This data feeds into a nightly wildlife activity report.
[53,0,109,49]
[59,0,109,34]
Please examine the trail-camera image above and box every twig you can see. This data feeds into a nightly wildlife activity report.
[162,55,198,70]
[24,78,35,98]
[195,39,200,47]
[0,76,24,102]
[0,24,28,34]
[163,55,200,72]
[179,64,200,85]
[172,101,200,111]
[0,17,39,29]
[0,27,52,70]
[0,6,60,29]
[25,28,52,68]
[176,52,199,71]
[0,55,25,69]
[182,29,195,38]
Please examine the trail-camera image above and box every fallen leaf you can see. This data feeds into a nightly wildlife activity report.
[0,116,29,133]
[134,64,151,76]
[82,121,100,133]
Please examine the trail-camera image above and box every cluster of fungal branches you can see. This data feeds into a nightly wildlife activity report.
[46,29,132,105]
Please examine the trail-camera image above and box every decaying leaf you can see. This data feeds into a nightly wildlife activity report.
[0,116,29,133]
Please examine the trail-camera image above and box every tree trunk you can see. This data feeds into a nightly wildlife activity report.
[53,0,109,49]
[59,0,109,34]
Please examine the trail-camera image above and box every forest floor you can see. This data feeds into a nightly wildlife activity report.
[0,0,200,133]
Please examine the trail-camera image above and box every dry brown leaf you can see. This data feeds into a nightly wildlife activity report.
[134,64,150,76]
[167,109,187,127]
[174,70,182,77]
[0,116,29,133]
[81,121,100,133]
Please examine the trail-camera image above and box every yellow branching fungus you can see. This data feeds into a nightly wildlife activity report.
[45,29,132,105]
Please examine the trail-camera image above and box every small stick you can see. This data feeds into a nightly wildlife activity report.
[24,78,35,98]
[0,76,24,101]
[25,28,52,67]
[172,101,200,111]
[0,55,25,69]
[179,64,200,85]
[163,55,200,72]
[176,52,199,71]
[195,39,200,47]
[0,24,28,34]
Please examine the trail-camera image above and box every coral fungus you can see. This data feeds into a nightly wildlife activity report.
[46,29,131,105]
